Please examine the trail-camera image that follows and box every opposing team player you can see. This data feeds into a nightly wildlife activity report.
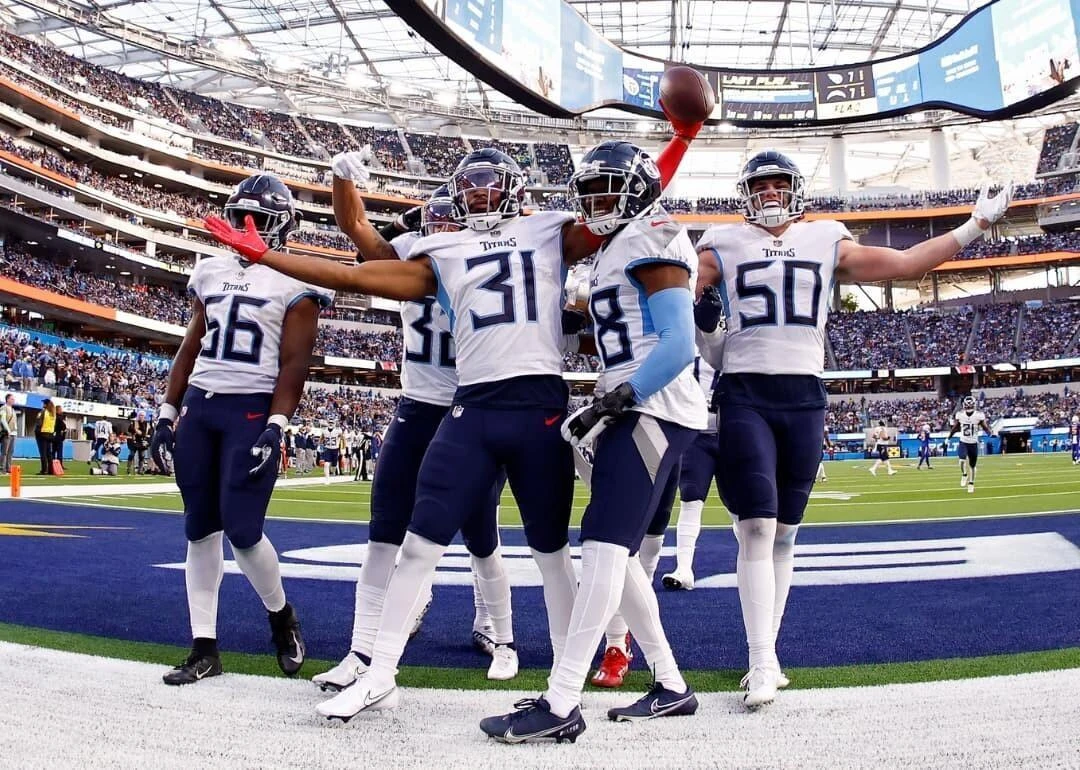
[204,115,701,725]
[481,140,705,742]
[694,150,1011,708]
[948,396,992,493]
[154,174,333,685]
[307,170,518,687]
[660,356,721,593]
[868,420,896,476]
[917,422,934,469]
[1070,415,1079,465]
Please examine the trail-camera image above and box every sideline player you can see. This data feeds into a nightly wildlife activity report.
[916,422,934,469]
[1070,415,1079,465]
[660,355,721,594]
[204,116,701,723]
[153,174,333,685]
[309,174,519,687]
[948,396,992,493]
[867,420,896,476]
[694,150,1012,708]
[481,139,704,742]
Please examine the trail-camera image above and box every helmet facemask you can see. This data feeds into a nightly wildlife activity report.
[571,169,655,236]
[448,163,524,232]
[223,200,295,250]
[422,196,462,236]
[738,171,805,228]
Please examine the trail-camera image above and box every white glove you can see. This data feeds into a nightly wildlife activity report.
[563,263,592,312]
[561,403,613,448]
[972,181,1013,225]
[331,146,373,184]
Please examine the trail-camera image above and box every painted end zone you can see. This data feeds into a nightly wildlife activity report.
[0,502,1078,670]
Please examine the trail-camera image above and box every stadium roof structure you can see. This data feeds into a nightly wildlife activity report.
[1,0,1079,190]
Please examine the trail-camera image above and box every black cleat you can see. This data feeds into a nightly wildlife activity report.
[269,603,306,677]
[162,650,222,686]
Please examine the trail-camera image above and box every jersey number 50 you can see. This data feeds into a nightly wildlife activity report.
[736,260,823,328]
[200,294,268,364]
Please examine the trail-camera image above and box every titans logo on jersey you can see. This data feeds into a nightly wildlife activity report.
[590,213,707,431]
[697,219,853,376]
[391,232,457,407]
[409,211,574,387]
[187,255,334,394]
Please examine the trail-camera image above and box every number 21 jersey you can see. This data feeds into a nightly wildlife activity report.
[187,255,334,394]
[697,220,852,376]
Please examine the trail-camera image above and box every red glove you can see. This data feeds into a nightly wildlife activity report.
[204,214,269,262]
[659,99,704,141]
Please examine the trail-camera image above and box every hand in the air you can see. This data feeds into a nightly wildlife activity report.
[249,422,283,479]
[331,146,373,185]
[395,205,423,233]
[204,214,269,262]
[659,99,704,141]
[972,181,1014,227]
[561,383,636,447]
[149,417,175,474]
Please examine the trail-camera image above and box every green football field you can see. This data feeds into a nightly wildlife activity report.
[13,451,1080,525]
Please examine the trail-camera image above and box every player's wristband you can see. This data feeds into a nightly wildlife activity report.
[158,403,178,423]
[951,217,984,249]
[267,414,289,431]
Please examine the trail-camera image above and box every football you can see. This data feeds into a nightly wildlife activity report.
[659,66,716,124]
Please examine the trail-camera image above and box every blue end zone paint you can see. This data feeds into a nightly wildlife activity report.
[1,502,1078,670]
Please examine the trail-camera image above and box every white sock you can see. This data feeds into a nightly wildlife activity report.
[736,518,778,671]
[186,531,224,639]
[531,545,577,673]
[675,500,704,571]
[817,462,825,479]
[969,466,977,484]
[471,565,491,631]
[603,613,630,652]
[350,540,399,657]
[729,511,741,544]
[773,523,799,646]
[368,532,445,688]
[471,550,513,644]
[638,533,664,581]
[620,556,686,694]
[546,540,628,718]
[232,534,285,613]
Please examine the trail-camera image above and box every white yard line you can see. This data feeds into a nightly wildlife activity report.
[0,475,356,500]
[0,642,1076,769]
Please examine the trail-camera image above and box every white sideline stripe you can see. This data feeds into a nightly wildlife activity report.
[0,475,356,500]
[1,641,1078,769]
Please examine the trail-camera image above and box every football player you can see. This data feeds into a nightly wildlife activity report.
[694,150,1011,708]
[306,175,519,689]
[948,396,993,493]
[153,174,334,685]
[917,422,934,469]
[481,139,705,742]
[659,355,722,594]
[204,113,701,725]
[868,420,896,476]
[1070,415,1079,465]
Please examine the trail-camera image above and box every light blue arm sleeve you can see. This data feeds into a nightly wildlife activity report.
[627,287,696,402]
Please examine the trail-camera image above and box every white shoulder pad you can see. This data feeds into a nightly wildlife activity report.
[408,230,456,260]
[820,218,855,243]
[695,224,737,255]
[186,256,214,300]
[391,231,420,261]
[619,215,691,269]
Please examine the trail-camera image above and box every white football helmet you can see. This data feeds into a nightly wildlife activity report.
[962,396,976,414]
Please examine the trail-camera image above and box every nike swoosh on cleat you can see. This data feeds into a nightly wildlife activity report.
[363,687,396,708]
[544,415,560,426]
[650,693,694,715]
[287,632,304,665]
[195,664,214,680]
[503,723,578,742]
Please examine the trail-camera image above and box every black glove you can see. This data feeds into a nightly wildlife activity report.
[561,309,589,335]
[249,423,283,478]
[560,382,636,447]
[399,205,423,233]
[149,418,174,474]
[694,285,725,333]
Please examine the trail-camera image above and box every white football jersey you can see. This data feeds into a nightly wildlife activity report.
[871,426,890,448]
[94,419,113,439]
[410,211,574,387]
[692,356,719,433]
[697,219,853,376]
[187,255,334,394]
[954,410,986,444]
[590,214,707,431]
[392,232,457,407]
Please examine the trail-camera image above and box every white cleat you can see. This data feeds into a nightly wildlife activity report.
[869,467,877,476]
[312,652,368,692]
[472,625,496,656]
[968,484,975,494]
[960,476,967,489]
[315,675,400,722]
[740,666,779,709]
[887,469,896,476]
[775,669,791,689]
[487,644,519,681]
[661,567,695,591]
[409,590,433,639]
